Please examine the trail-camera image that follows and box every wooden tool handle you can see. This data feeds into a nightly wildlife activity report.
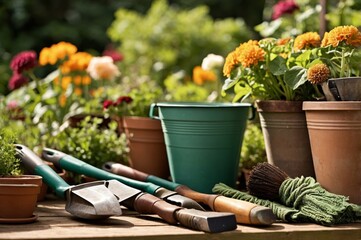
[176,185,218,208]
[213,196,276,225]
[106,162,148,182]
[133,193,181,224]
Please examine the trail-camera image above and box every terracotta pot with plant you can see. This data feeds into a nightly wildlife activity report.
[0,129,42,223]
[222,35,321,178]
[287,25,361,204]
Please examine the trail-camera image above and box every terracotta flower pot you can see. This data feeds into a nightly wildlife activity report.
[303,101,361,204]
[0,175,42,223]
[256,100,315,178]
[122,116,170,179]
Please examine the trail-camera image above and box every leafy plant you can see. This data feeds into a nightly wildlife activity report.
[108,0,251,86]
[240,123,266,170]
[46,116,129,168]
[0,129,22,176]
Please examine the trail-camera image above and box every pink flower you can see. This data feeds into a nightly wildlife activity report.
[272,0,299,20]
[115,96,133,106]
[86,56,120,81]
[6,100,19,110]
[102,49,124,62]
[8,73,29,90]
[10,50,38,73]
[103,100,114,109]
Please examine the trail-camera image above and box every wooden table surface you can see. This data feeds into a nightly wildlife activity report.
[1,199,361,240]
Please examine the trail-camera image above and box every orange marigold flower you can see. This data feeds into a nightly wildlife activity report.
[293,32,321,51]
[223,50,239,77]
[307,63,330,84]
[73,75,92,86]
[193,66,217,85]
[59,93,67,107]
[277,37,291,46]
[235,40,265,68]
[39,42,77,66]
[321,25,361,47]
[61,52,93,74]
[74,88,83,96]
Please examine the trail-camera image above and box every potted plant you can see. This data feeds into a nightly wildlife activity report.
[288,25,361,204]
[0,129,42,223]
[102,80,170,179]
[222,35,320,178]
[44,116,129,184]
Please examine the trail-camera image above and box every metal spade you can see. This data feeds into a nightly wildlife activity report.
[15,144,122,220]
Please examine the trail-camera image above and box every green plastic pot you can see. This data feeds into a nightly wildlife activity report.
[149,102,253,193]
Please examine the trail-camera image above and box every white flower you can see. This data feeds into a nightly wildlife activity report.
[201,54,224,71]
[87,56,120,81]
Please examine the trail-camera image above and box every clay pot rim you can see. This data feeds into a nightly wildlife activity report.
[0,175,43,180]
[256,100,303,113]
[303,101,361,110]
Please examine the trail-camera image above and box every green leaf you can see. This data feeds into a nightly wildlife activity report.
[295,50,312,67]
[284,66,308,90]
[269,56,287,75]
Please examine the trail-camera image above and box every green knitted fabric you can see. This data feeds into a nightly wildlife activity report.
[280,176,361,225]
[213,179,361,226]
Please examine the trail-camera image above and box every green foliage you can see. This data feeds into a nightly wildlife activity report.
[0,129,22,176]
[257,0,361,38]
[164,73,210,102]
[46,117,129,168]
[240,123,266,170]
[107,0,251,85]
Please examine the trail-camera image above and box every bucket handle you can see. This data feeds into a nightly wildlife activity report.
[149,103,159,119]
[248,105,256,120]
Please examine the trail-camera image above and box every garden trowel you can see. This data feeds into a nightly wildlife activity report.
[102,162,277,226]
[40,148,237,232]
[14,144,122,220]
[41,148,204,211]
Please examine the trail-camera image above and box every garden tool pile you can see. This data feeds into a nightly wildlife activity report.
[16,145,237,233]
[42,148,276,226]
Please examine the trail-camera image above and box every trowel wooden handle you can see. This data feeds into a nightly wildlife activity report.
[213,196,276,225]
[133,193,181,224]
[104,162,148,182]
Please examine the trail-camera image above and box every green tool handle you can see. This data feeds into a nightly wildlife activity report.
[105,162,181,190]
[14,144,69,198]
[56,155,159,194]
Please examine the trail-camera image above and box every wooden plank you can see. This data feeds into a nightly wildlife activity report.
[1,200,361,240]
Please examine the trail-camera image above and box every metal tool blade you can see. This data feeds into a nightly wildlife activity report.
[154,187,205,211]
[66,181,122,220]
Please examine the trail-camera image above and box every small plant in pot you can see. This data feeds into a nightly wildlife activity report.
[0,129,42,223]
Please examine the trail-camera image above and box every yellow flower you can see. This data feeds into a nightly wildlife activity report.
[235,40,265,68]
[193,66,217,85]
[59,93,67,107]
[293,32,321,51]
[307,63,331,84]
[73,75,91,86]
[321,25,361,47]
[39,42,77,66]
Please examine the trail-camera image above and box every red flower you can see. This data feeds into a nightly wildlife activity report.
[103,99,114,109]
[272,0,299,20]
[102,49,124,62]
[115,96,133,106]
[8,73,29,90]
[10,50,38,73]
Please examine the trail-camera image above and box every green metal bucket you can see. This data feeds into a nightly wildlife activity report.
[149,102,253,193]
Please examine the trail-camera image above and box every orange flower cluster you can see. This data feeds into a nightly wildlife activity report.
[321,25,361,48]
[307,63,331,84]
[223,40,265,77]
[39,42,77,66]
[193,66,217,85]
[293,32,321,52]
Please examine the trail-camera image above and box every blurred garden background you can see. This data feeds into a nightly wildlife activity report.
[1,0,361,179]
